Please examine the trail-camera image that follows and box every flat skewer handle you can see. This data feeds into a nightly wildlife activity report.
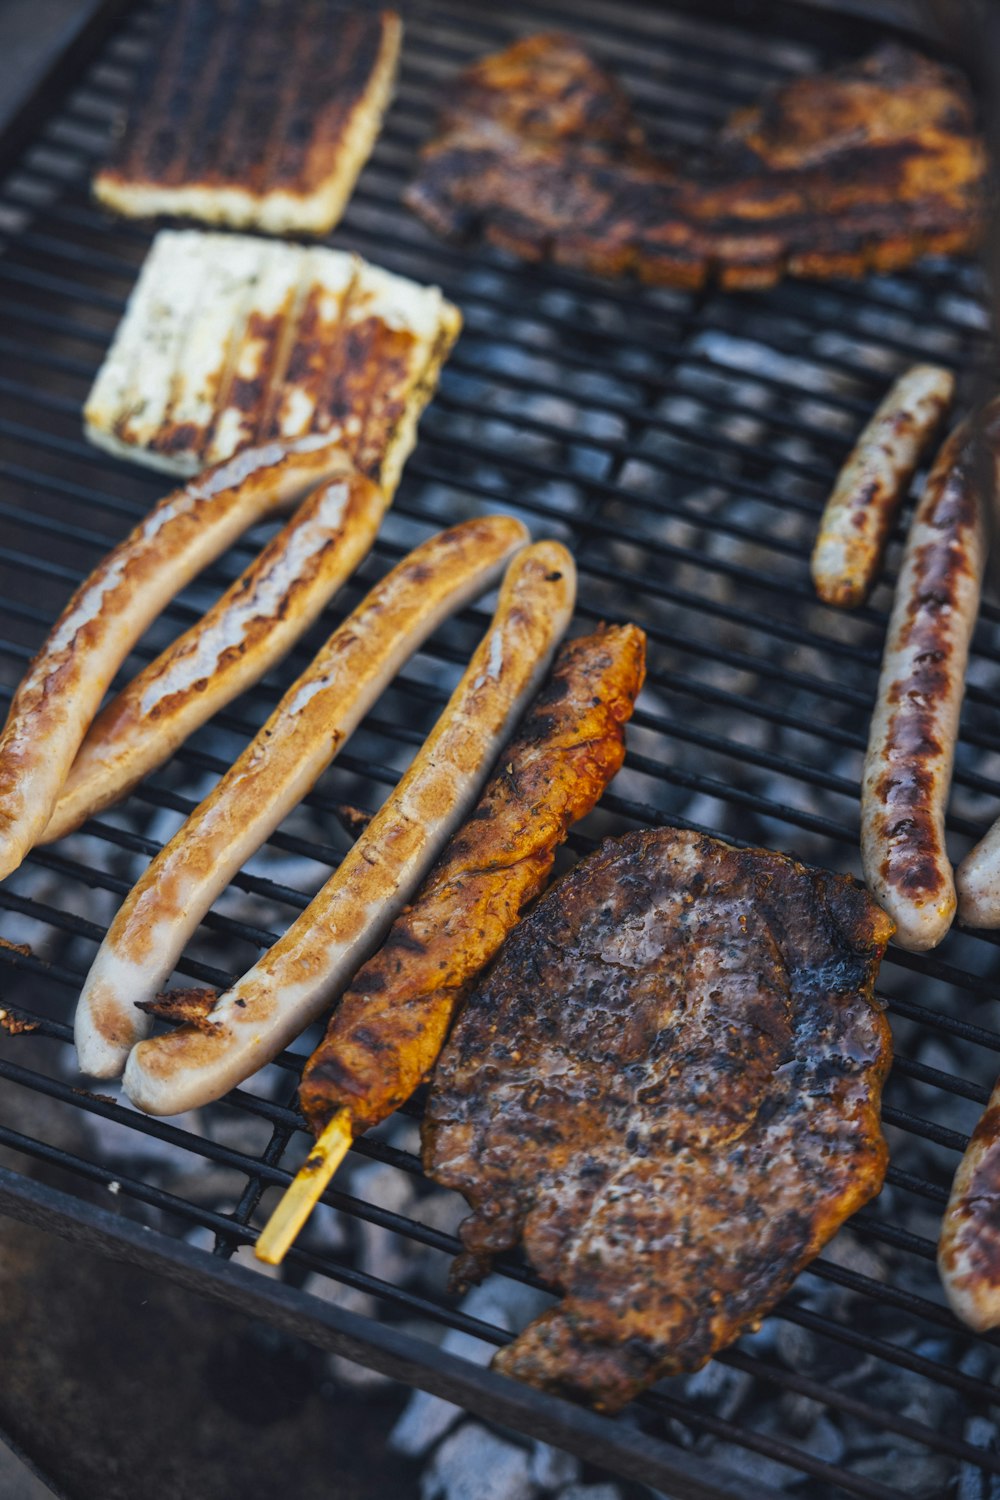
[255,1108,353,1265]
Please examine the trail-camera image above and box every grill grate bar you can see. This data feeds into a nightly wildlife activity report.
[3,3,1000,1495]
[2,1048,991,1419]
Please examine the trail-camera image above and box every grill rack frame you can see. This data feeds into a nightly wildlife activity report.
[1,1,1000,1496]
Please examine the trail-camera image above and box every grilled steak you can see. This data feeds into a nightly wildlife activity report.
[299,623,646,1138]
[406,35,984,289]
[94,3,401,236]
[423,828,893,1411]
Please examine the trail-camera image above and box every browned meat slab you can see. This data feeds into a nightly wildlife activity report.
[423,828,893,1411]
[299,623,646,1139]
[94,3,401,235]
[406,35,985,289]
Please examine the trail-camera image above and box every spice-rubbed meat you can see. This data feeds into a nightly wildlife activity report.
[423,828,894,1411]
[406,35,984,289]
[299,623,646,1138]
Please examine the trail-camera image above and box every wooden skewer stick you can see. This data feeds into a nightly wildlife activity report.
[255,1107,353,1265]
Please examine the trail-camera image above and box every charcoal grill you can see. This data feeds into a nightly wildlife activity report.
[1,0,999,1495]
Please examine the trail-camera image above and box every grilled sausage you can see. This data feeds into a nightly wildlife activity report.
[299,622,646,1139]
[74,515,529,1079]
[939,1075,1000,1331]
[957,821,1000,928]
[954,399,1000,929]
[860,414,990,951]
[0,434,355,883]
[811,364,955,608]
[42,467,388,843]
[121,541,577,1115]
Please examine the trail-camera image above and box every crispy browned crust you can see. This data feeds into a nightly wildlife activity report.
[406,36,985,289]
[423,827,894,1411]
[136,987,219,1030]
[298,623,647,1138]
[94,4,401,234]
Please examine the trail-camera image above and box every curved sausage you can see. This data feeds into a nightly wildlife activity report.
[42,466,388,843]
[811,364,955,608]
[939,1076,1000,1331]
[121,541,576,1115]
[860,414,989,951]
[75,515,529,1079]
[0,434,355,882]
[299,622,646,1139]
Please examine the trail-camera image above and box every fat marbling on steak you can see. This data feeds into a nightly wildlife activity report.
[423,827,894,1411]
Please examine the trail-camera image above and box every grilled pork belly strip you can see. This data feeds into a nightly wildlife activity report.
[406,36,984,290]
[811,365,955,609]
[84,233,461,483]
[860,409,994,951]
[121,541,576,1115]
[939,1075,1000,1330]
[93,6,401,237]
[0,434,352,885]
[42,467,389,844]
[424,827,893,1412]
[74,515,529,1079]
[299,622,647,1139]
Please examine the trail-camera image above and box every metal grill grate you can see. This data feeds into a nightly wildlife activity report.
[1,1,1000,1496]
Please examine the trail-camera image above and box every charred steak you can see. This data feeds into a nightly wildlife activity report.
[423,828,894,1411]
[405,34,984,290]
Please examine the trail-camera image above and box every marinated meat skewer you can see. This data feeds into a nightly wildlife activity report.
[406,35,984,291]
[424,828,894,1412]
[860,406,995,951]
[256,624,646,1263]
[300,623,645,1136]
[811,365,955,609]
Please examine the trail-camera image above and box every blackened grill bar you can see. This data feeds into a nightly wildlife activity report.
[1,0,1000,1495]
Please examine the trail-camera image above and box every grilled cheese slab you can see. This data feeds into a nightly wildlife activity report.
[94,4,401,237]
[85,230,461,483]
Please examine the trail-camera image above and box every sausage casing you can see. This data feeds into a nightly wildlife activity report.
[74,515,529,1079]
[811,364,954,609]
[42,466,388,843]
[121,541,576,1115]
[299,622,647,1138]
[0,434,354,882]
[860,414,990,951]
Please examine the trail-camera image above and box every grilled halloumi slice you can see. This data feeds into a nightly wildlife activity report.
[84,230,461,490]
[93,4,401,238]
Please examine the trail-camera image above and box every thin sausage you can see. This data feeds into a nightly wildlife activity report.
[121,541,576,1115]
[0,434,354,882]
[939,1075,1000,1331]
[299,622,646,1139]
[42,466,388,843]
[75,515,529,1079]
[955,412,1000,927]
[811,364,954,609]
[860,414,989,951]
